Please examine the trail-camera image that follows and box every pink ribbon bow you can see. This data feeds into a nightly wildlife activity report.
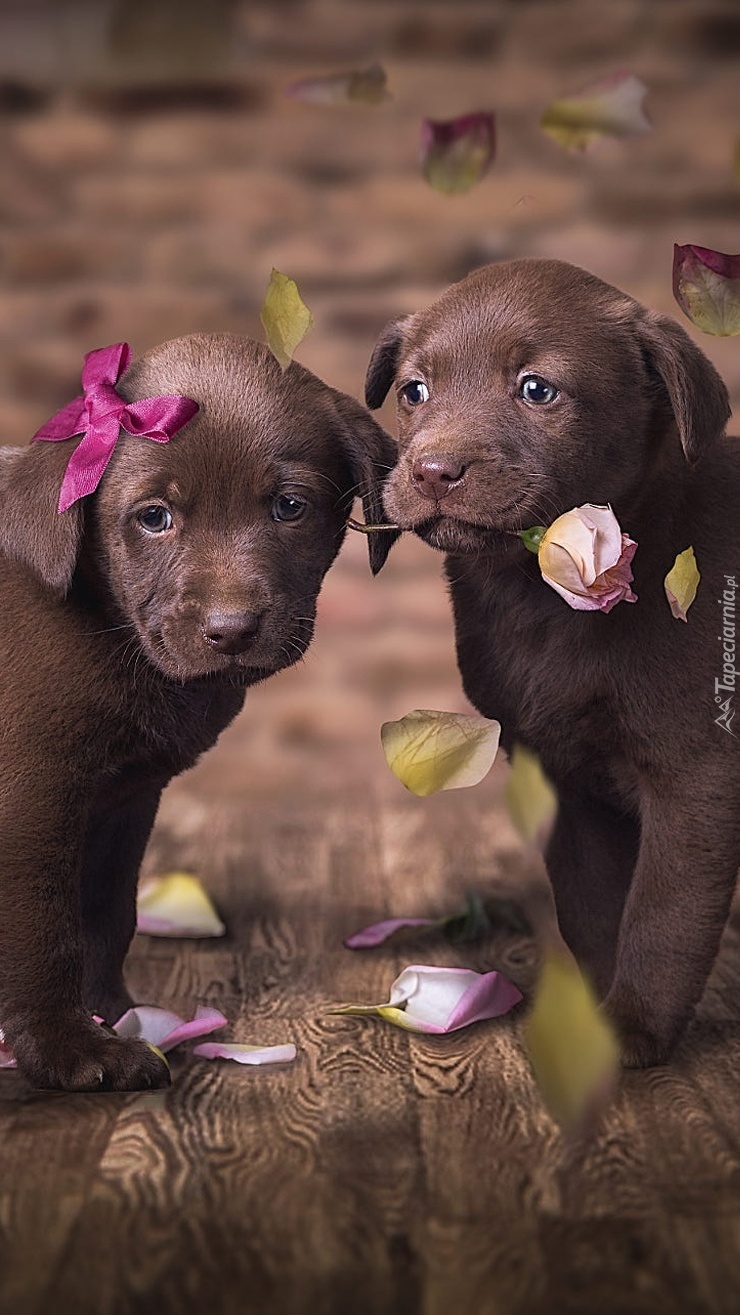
[32,342,199,513]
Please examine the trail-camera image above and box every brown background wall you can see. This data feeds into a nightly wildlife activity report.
[1,0,738,808]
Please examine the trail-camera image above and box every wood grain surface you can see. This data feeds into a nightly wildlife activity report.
[3,785,740,1315]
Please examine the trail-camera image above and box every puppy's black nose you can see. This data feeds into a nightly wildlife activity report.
[203,610,263,655]
[412,453,466,502]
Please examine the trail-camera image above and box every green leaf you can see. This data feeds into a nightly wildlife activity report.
[519,525,546,554]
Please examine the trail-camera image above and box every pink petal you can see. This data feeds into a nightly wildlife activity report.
[390,964,522,1032]
[192,1042,297,1065]
[344,917,437,949]
[285,64,388,106]
[673,244,740,336]
[420,112,495,195]
[0,1039,16,1069]
[114,1004,227,1053]
[445,970,523,1030]
[674,244,740,282]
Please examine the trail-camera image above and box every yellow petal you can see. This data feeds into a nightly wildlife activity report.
[137,872,226,938]
[504,744,558,847]
[664,546,700,622]
[260,269,314,370]
[541,72,650,152]
[285,63,389,106]
[380,709,501,797]
[523,947,619,1130]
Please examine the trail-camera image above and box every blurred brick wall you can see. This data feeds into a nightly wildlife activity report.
[0,0,738,801]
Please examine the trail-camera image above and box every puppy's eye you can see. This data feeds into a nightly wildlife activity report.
[137,506,173,534]
[271,494,308,523]
[400,380,430,407]
[519,375,559,406]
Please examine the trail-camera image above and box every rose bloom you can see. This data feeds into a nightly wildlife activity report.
[538,504,637,613]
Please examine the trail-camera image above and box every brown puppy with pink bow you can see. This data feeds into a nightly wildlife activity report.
[0,334,395,1090]
[366,257,740,1067]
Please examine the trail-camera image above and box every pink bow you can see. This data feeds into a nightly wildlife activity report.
[32,342,199,513]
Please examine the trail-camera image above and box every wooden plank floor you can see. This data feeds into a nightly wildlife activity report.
[3,766,740,1315]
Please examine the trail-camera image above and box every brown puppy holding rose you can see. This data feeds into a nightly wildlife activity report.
[0,333,395,1090]
[366,257,739,1067]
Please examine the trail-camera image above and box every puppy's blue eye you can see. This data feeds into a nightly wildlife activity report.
[137,506,173,534]
[519,375,559,405]
[272,494,308,523]
[401,380,430,406]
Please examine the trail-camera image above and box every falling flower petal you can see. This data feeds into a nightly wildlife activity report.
[344,916,437,949]
[192,1042,297,1065]
[672,245,740,337]
[114,1004,227,1053]
[420,112,496,195]
[331,964,522,1034]
[523,947,619,1130]
[664,546,700,621]
[285,63,388,106]
[505,744,558,848]
[537,504,637,612]
[345,894,525,950]
[260,269,314,370]
[381,709,501,797]
[136,871,225,938]
[541,71,651,152]
[0,1030,15,1069]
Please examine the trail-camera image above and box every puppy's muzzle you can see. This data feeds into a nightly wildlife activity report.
[411,452,467,502]
[202,608,264,656]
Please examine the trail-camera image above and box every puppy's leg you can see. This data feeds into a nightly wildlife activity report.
[545,792,639,997]
[604,791,740,1067]
[0,783,170,1091]
[81,785,163,1023]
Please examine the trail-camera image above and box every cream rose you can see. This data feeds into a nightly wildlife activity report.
[537,504,637,613]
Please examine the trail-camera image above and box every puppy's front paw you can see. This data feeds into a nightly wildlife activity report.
[13,1018,171,1091]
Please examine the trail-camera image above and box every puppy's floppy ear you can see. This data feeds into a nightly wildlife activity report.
[638,311,730,465]
[365,315,412,410]
[333,393,400,575]
[0,441,84,596]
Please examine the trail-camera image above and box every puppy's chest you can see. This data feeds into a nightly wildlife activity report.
[450,572,637,795]
[101,675,245,779]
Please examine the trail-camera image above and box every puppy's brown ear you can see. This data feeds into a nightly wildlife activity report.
[333,394,400,575]
[0,442,84,595]
[365,315,412,410]
[638,311,730,464]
